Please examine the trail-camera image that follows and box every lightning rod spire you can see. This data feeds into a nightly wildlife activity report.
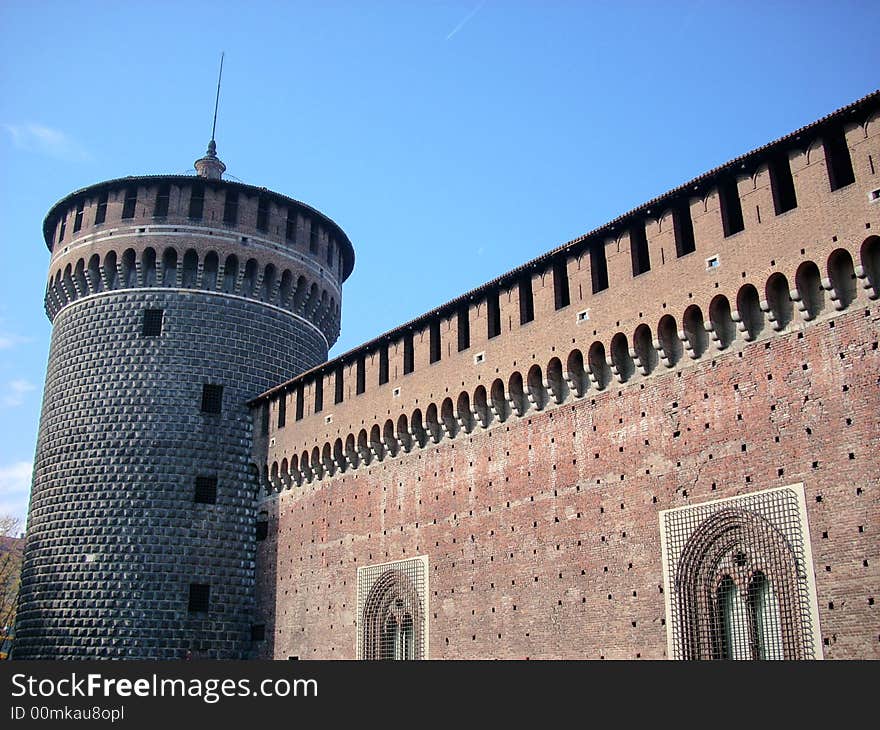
[195,51,227,180]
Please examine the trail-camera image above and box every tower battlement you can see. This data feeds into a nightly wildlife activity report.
[17,160,355,658]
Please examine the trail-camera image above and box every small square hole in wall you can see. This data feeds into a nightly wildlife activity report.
[577,309,590,323]
[706,255,720,270]
[392,387,401,398]
[474,352,485,364]
[868,188,880,203]
[325,415,333,424]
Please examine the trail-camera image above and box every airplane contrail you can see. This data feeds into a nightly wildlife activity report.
[446,0,487,41]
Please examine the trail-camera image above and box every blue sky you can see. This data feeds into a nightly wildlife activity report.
[1,1,877,526]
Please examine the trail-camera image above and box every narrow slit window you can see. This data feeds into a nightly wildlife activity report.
[310,222,319,253]
[356,355,366,394]
[73,200,84,232]
[553,259,571,307]
[769,153,798,214]
[94,191,108,225]
[673,203,696,257]
[334,365,344,404]
[719,178,744,237]
[57,214,66,244]
[314,376,323,413]
[200,384,223,414]
[223,190,239,224]
[194,476,217,505]
[327,240,334,266]
[188,584,210,613]
[429,320,441,363]
[257,196,270,232]
[457,306,470,351]
[142,308,163,337]
[277,394,286,428]
[379,344,390,384]
[629,224,651,276]
[286,209,298,241]
[487,290,501,339]
[256,519,268,542]
[591,243,609,293]
[295,384,304,420]
[261,404,270,436]
[823,127,855,191]
[403,333,415,374]
[154,184,171,217]
[519,275,534,324]
[121,187,137,219]
[188,184,205,220]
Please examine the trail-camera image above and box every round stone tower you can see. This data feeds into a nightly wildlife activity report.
[15,142,354,658]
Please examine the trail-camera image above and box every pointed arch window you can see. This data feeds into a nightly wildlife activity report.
[660,485,822,660]
[358,556,428,660]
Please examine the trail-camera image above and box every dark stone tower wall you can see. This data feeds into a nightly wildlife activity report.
[16,169,354,658]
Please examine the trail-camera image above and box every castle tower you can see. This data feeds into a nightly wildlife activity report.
[15,143,354,658]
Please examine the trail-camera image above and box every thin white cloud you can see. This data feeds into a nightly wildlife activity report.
[4,122,91,162]
[0,333,30,350]
[1,379,36,408]
[0,461,31,527]
[446,0,486,41]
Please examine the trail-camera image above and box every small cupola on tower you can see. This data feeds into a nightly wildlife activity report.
[194,139,226,179]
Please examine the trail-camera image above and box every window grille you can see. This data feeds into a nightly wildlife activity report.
[357,556,428,660]
[659,484,822,660]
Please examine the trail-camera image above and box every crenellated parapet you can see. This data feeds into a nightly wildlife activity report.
[18,156,356,659]
[41,175,354,346]
[250,91,880,494]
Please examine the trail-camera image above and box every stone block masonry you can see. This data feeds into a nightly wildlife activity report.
[16,289,326,658]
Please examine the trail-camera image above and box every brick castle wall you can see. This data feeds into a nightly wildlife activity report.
[253,94,880,659]
[256,299,879,659]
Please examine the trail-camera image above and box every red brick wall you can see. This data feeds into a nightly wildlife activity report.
[255,298,879,659]
[253,98,880,660]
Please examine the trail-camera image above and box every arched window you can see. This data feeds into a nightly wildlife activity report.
[750,571,784,660]
[716,575,751,660]
[661,486,821,661]
[358,557,427,660]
